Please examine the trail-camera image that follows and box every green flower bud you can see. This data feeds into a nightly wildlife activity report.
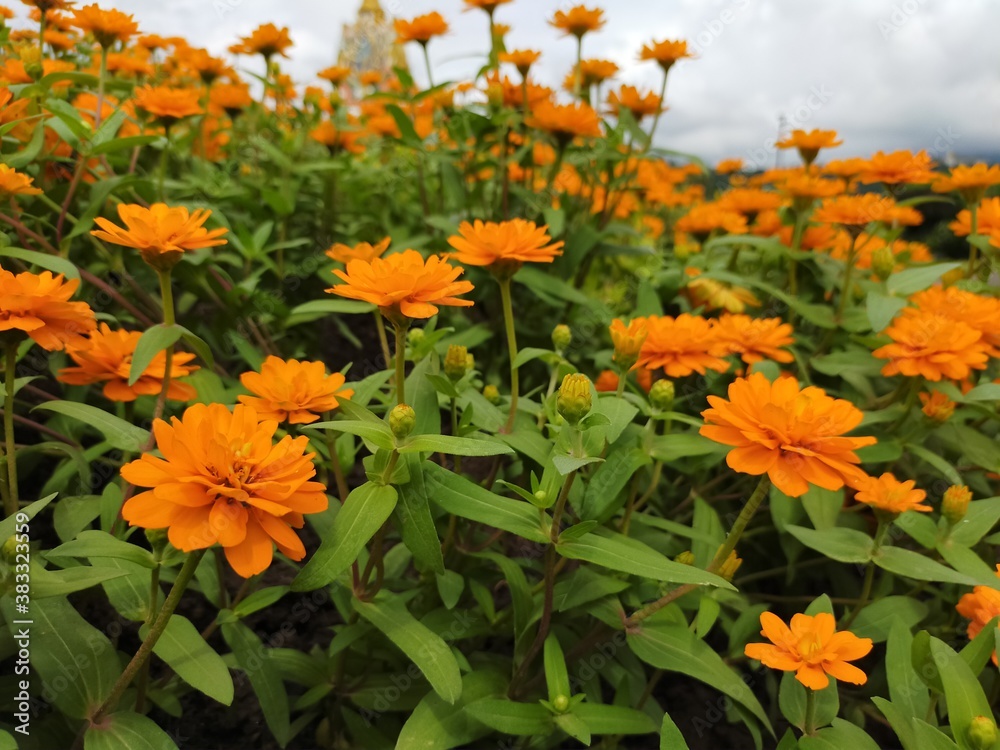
[552,695,570,713]
[556,373,592,426]
[407,327,425,346]
[871,245,896,281]
[145,528,169,550]
[444,345,471,381]
[943,485,972,526]
[533,490,547,503]
[674,550,695,566]
[483,384,501,405]
[551,324,572,353]
[649,379,675,412]
[389,404,416,440]
[2,535,19,565]
[968,716,999,750]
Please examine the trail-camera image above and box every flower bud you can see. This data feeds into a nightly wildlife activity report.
[610,318,648,371]
[17,45,43,82]
[551,324,572,353]
[871,245,895,281]
[717,550,743,582]
[389,404,416,440]
[2,535,19,565]
[483,384,501,405]
[407,327,425,346]
[556,373,591,426]
[942,485,972,525]
[552,695,570,713]
[533,490,547,503]
[444,345,471,381]
[144,528,169,549]
[649,379,675,412]
[968,716,999,750]
[674,550,695,566]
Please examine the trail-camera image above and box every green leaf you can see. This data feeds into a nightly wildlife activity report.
[660,713,691,750]
[89,133,161,155]
[141,615,233,705]
[582,446,650,521]
[887,620,930,720]
[0,247,79,279]
[799,719,882,750]
[948,497,1000,547]
[779,672,839,732]
[396,454,444,574]
[872,697,920,750]
[354,596,463,704]
[47,530,156,568]
[221,620,290,746]
[555,712,592,745]
[30,564,129,598]
[293,483,398,591]
[851,596,928,643]
[887,262,962,295]
[544,634,570,703]
[557,528,735,589]
[551,454,603,476]
[785,525,874,563]
[395,671,507,750]
[231,586,289,618]
[912,720,962,750]
[83,711,179,750]
[908,443,964,486]
[0,493,55,540]
[464,699,553,736]
[400,433,513,457]
[1,596,117,719]
[286,298,375,326]
[574,703,658,736]
[928,637,993,750]
[627,623,771,733]
[33,401,150,452]
[873,546,978,585]
[176,325,215,369]
[962,383,1000,402]
[866,291,908,332]
[130,324,184,385]
[424,462,549,544]
[649,433,728,462]
[309,419,395,451]
[801,486,844,532]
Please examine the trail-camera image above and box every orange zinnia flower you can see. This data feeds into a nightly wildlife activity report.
[71,3,138,47]
[550,5,605,37]
[919,390,955,422]
[638,314,730,378]
[950,197,1000,237]
[775,128,842,166]
[447,219,563,276]
[394,12,449,44]
[606,85,662,121]
[854,472,931,515]
[858,150,935,185]
[326,238,390,265]
[813,194,920,228]
[317,64,351,87]
[210,83,252,118]
[957,567,1000,665]
[745,612,873,690]
[182,48,233,86]
[91,203,229,271]
[499,49,540,77]
[675,204,748,242]
[0,267,96,351]
[610,318,648,370]
[873,308,991,382]
[638,39,694,73]
[235,23,292,59]
[910,285,1000,351]
[823,157,868,181]
[463,0,512,13]
[133,85,203,124]
[571,58,619,89]
[933,163,1000,204]
[716,188,783,219]
[328,249,474,322]
[21,0,72,14]
[527,100,603,143]
[700,372,875,497]
[716,158,744,174]
[715,315,795,365]
[238,356,354,425]
[58,323,198,402]
[121,403,328,578]
[0,164,42,200]
[309,119,363,154]
[594,369,619,392]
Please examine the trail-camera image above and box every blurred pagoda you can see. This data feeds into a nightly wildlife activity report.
[337,0,408,94]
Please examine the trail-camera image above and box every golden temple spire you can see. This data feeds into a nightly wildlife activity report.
[337,0,409,75]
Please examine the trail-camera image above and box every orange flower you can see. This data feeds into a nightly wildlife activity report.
[133,85,203,123]
[823,157,868,181]
[910,286,1000,351]
[715,315,795,365]
[550,5,605,37]
[956,567,1000,665]
[854,472,930,514]
[91,203,229,271]
[594,369,619,392]
[58,323,198,402]
[932,163,1000,204]
[919,390,955,422]
[858,150,935,185]
[744,612,872,690]
[328,249,474,321]
[775,128,842,166]
[0,164,42,200]
[20,0,72,14]
[606,85,662,121]
[873,308,991,382]
[238,356,354,425]
[318,64,351,87]
[499,49,540,77]
[638,314,730,378]
[309,119,363,154]
[717,188,783,219]
[675,204,748,241]
[638,39,694,72]
[777,174,846,211]
[394,12,449,44]
[527,100,603,143]
[700,372,875,496]
[571,58,619,89]
[71,3,137,47]
[825,232,932,271]
[0,267,96,351]
[463,0,512,13]
[120,403,328,578]
[182,48,233,86]
[210,83,252,118]
[326,238,390,265]
[235,23,292,58]
[716,158,744,174]
[610,318,648,370]
[813,194,920,228]
[950,197,1000,237]
[447,219,563,276]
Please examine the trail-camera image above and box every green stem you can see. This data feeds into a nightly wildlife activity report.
[842,520,888,629]
[803,688,816,736]
[152,270,176,424]
[374,312,392,371]
[645,70,669,152]
[626,474,771,627]
[90,549,206,722]
[134,541,165,713]
[498,276,519,432]
[2,344,17,516]
[450,398,462,474]
[967,201,980,278]
[835,232,858,323]
[95,46,108,128]
[157,125,171,202]
[324,412,349,504]
[615,367,627,399]
[622,460,662,534]
[421,42,434,89]
[392,320,409,405]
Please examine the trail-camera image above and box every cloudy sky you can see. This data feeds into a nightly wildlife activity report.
[16,0,1000,164]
